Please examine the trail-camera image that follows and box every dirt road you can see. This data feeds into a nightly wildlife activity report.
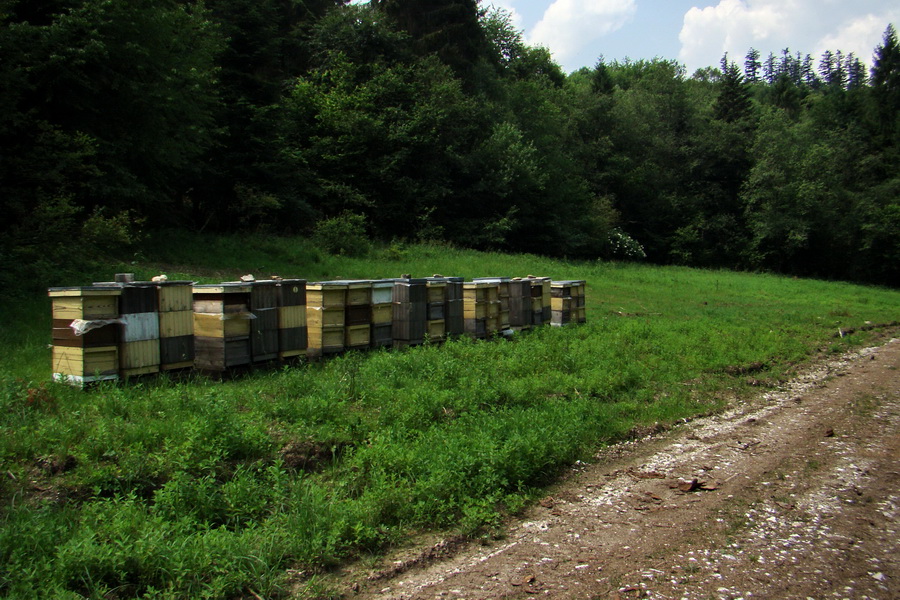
[332,336,900,600]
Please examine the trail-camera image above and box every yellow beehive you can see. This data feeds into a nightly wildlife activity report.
[306,283,346,308]
[427,319,445,341]
[52,346,118,378]
[345,281,372,306]
[120,339,160,376]
[345,324,370,348]
[193,312,251,338]
[278,305,306,329]
[49,288,120,320]
[308,326,344,351]
[372,303,392,325]
[159,310,193,338]
[157,284,193,312]
[307,306,345,328]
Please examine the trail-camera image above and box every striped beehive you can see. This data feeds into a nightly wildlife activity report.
[193,283,253,370]
[525,276,552,327]
[508,278,532,331]
[550,279,586,325]
[444,277,464,337]
[277,279,307,359]
[306,282,346,357]
[463,281,501,338]
[425,278,447,342]
[49,286,121,385]
[392,278,427,347]
[343,280,372,350]
[156,281,194,370]
[370,280,394,348]
[474,277,511,332]
[116,283,160,377]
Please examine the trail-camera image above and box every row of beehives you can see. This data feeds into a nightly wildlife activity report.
[48,276,586,385]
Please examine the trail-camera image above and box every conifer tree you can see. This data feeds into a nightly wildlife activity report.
[744,48,761,82]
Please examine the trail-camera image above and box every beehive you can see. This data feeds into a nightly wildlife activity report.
[370,280,394,348]
[155,281,195,370]
[344,280,372,349]
[48,286,122,385]
[392,278,427,346]
[474,277,510,332]
[550,280,587,326]
[525,276,551,327]
[444,277,465,336]
[193,283,253,370]
[508,279,532,330]
[424,279,447,342]
[250,280,279,363]
[92,282,160,377]
[277,279,307,359]
[463,281,500,338]
[306,282,347,356]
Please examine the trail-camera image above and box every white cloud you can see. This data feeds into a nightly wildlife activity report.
[528,0,637,66]
[678,0,900,73]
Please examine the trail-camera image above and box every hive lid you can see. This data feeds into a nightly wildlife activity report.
[48,286,122,296]
[192,283,252,293]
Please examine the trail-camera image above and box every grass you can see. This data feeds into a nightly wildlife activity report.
[1,231,899,599]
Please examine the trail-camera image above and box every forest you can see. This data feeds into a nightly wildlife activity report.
[2,0,898,287]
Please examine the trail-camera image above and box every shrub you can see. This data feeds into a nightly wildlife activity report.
[314,212,371,257]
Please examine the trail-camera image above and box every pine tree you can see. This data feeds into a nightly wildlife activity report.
[714,55,752,123]
[744,48,761,82]
[763,52,776,84]
[819,50,834,83]
[870,24,900,143]
[802,54,818,88]
[845,53,867,89]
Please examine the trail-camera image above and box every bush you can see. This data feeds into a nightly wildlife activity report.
[314,212,371,257]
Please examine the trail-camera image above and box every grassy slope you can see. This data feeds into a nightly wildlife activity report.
[1,233,897,599]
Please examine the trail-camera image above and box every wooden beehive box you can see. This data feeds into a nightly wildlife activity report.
[306,282,347,308]
[345,324,370,348]
[277,279,307,359]
[371,280,394,305]
[392,278,427,344]
[192,283,253,370]
[49,286,122,385]
[157,281,194,312]
[49,286,120,320]
[249,281,279,363]
[550,280,587,326]
[508,279,532,330]
[52,346,119,385]
[306,282,347,357]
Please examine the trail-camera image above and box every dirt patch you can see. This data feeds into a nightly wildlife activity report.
[319,335,899,600]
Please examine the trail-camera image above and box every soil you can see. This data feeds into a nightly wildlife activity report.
[320,334,900,600]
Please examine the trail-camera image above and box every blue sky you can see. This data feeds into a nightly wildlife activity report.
[488,0,900,74]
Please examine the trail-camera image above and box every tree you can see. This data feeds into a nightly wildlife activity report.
[373,0,492,81]
[744,48,761,82]
[714,55,752,123]
[870,24,900,145]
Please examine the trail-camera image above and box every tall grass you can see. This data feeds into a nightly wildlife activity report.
[1,232,897,598]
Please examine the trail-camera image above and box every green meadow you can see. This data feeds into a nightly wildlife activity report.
[1,233,898,599]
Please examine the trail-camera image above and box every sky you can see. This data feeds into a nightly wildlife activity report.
[487,0,900,74]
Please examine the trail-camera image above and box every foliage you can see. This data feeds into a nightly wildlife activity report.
[314,212,372,257]
[1,1,899,295]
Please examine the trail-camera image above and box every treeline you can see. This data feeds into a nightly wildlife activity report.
[1,1,898,286]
